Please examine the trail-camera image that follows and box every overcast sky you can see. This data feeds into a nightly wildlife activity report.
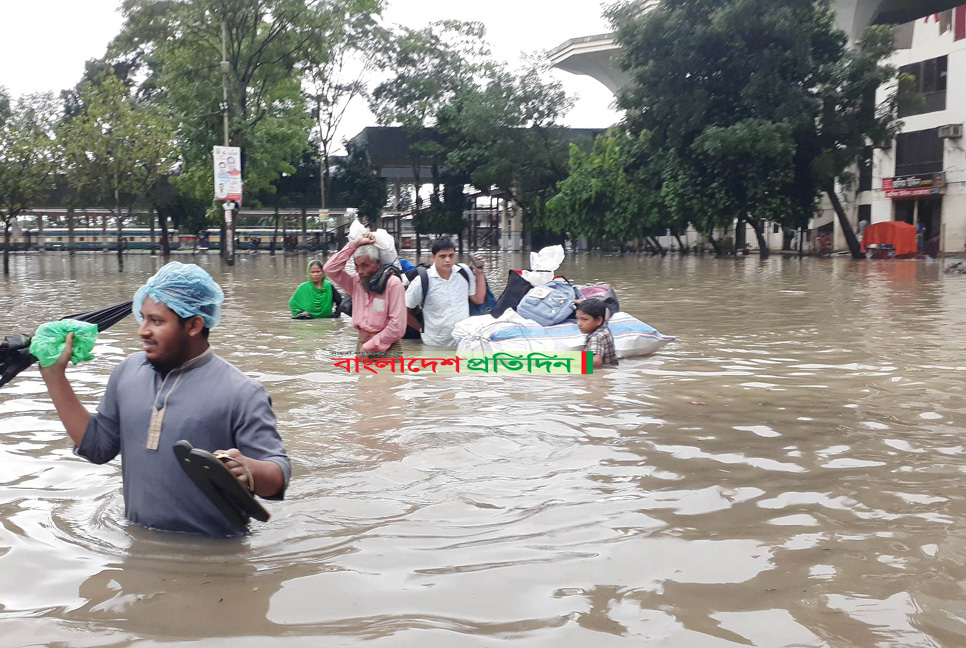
[0,0,622,148]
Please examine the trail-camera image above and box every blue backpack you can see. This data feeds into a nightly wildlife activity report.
[516,279,582,326]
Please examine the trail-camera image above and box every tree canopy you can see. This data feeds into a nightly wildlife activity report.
[0,89,60,273]
[551,0,902,256]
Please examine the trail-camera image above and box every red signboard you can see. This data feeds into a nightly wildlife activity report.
[883,174,944,199]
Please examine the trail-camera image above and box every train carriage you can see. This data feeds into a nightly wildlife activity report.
[204,228,332,251]
[2,228,181,251]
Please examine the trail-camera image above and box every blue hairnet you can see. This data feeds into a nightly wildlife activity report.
[133,262,224,329]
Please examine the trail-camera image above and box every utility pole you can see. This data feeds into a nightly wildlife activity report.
[220,18,235,266]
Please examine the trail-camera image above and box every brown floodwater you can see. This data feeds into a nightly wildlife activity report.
[1,251,965,647]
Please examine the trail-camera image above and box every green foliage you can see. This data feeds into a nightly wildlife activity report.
[547,132,659,242]
[108,0,338,202]
[370,20,491,130]
[604,0,900,249]
[0,90,60,228]
[370,20,492,216]
[439,61,576,229]
[303,0,385,208]
[59,73,177,219]
[329,140,387,223]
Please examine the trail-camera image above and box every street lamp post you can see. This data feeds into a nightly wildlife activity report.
[220,18,235,266]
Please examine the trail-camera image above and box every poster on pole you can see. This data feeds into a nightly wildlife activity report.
[213,146,243,202]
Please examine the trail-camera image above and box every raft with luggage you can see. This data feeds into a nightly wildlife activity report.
[453,246,674,360]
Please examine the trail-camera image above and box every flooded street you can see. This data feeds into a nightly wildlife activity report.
[3,252,966,647]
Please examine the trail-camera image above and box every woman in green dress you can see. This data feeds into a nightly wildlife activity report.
[289,260,342,318]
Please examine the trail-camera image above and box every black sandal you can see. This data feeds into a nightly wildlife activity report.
[173,441,271,526]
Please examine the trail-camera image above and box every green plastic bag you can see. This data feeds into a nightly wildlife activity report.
[29,320,99,367]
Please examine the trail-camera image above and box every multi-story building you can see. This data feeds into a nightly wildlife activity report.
[852,8,966,255]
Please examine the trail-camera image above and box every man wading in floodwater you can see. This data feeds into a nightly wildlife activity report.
[39,262,291,538]
[324,232,406,356]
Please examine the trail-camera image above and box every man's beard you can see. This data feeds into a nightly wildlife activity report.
[147,340,191,375]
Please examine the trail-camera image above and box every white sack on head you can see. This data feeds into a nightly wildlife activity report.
[372,228,398,265]
[347,216,367,244]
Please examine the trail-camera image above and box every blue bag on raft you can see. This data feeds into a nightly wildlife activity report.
[515,280,582,326]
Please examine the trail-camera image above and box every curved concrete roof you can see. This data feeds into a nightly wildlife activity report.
[550,0,964,93]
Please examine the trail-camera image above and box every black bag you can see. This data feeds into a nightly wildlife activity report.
[403,265,429,338]
[491,271,534,318]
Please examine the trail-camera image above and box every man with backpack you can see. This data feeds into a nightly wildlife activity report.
[405,238,487,346]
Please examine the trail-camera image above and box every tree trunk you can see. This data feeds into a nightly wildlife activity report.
[457,230,464,255]
[648,236,666,256]
[707,232,723,256]
[3,218,9,275]
[416,232,421,260]
[799,224,806,259]
[270,204,279,256]
[158,209,171,257]
[67,207,75,255]
[102,211,109,252]
[282,212,288,253]
[322,151,330,210]
[37,214,44,252]
[301,202,307,237]
[742,217,770,259]
[673,232,688,254]
[150,210,156,256]
[825,182,864,259]
[116,191,124,272]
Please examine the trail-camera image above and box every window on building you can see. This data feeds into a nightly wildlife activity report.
[895,128,944,176]
[859,146,873,192]
[899,55,948,117]
[858,204,871,225]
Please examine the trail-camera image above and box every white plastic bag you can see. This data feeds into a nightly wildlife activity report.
[372,228,398,265]
[521,245,564,286]
[347,216,367,243]
[531,245,564,271]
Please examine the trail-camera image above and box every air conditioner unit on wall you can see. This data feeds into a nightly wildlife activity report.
[939,124,963,139]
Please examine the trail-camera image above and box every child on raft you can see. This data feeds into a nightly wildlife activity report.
[576,298,619,368]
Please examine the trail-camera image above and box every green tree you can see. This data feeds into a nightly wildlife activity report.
[330,140,388,225]
[370,19,490,243]
[439,62,576,245]
[60,73,177,270]
[0,90,60,275]
[609,0,901,258]
[109,0,354,261]
[303,0,385,211]
[547,132,665,249]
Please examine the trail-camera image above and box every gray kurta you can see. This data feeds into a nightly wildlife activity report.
[77,350,291,538]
